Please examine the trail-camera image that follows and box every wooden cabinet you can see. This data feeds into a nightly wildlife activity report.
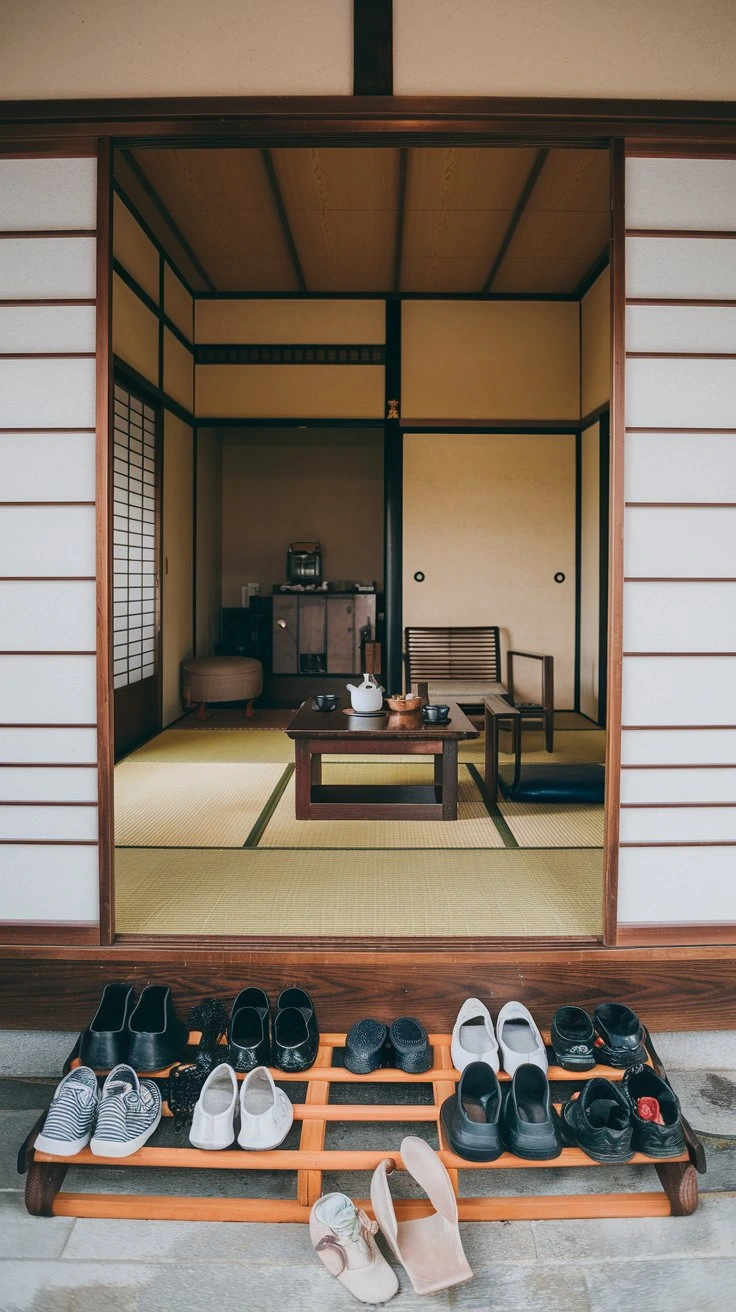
[271,593,376,675]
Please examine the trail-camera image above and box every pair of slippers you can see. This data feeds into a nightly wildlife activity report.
[344,1017,431,1075]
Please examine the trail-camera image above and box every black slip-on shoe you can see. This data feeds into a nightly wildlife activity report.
[440,1060,503,1162]
[344,1018,390,1074]
[622,1065,687,1158]
[561,1077,635,1162]
[273,988,319,1072]
[80,982,135,1070]
[550,1005,596,1071]
[502,1062,562,1160]
[127,985,188,1072]
[228,987,270,1072]
[593,1002,648,1069]
[389,1017,432,1074]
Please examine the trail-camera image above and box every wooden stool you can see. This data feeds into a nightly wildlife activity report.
[181,656,263,721]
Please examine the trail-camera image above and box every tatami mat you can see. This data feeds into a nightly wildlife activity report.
[114,761,286,847]
[499,800,605,848]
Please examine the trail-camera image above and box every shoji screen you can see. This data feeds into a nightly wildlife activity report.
[620,156,736,929]
[0,157,99,932]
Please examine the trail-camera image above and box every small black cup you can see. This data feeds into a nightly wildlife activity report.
[422,703,450,724]
[314,693,338,711]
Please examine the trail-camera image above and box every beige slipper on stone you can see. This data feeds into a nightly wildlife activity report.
[310,1192,399,1304]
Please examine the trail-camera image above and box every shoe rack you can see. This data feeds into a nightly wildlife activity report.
[19,1030,705,1223]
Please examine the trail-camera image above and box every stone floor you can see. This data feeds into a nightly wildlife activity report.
[1,1030,734,1312]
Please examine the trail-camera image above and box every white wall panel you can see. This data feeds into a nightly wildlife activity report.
[0,727,97,765]
[0,159,97,230]
[626,357,736,429]
[0,766,98,802]
[621,768,736,804]
[0,656,97,724]
[626,158,736,232]
[622,728,736,766]
[0,433,95,503]
[625,433,736,503]
[624,507,736,578]
[620,807,736,843]
[0,358,96,428]
[626,304,736,355]
[618,847,736,925]
[0,845,99,921]
[0,507,95,577]
[0,237,96,299]
[623,582,736,651]
[0,305,96,353]
[622,656,736,725]
[626,236,736,300]
[0,581,96,651]
[0,806,98,842]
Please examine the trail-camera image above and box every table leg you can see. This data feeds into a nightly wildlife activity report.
[441,740,459,819]
[311,753,322,785]
[484,704,498,801]
[295,740,312,819]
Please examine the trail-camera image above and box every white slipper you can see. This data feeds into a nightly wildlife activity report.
[496,1000,548,1075]
[450,998,499,1073]
[189,1063,238,1150]
[238,1065,293,1150]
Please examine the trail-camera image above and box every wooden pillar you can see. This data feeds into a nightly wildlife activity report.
[384,299,402,694]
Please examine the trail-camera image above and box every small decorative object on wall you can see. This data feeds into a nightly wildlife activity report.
[387,398,399,420]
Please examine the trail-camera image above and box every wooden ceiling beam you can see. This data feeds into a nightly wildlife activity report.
[120,149,216,292]
[261,148,306,293]
[574,246,610,299]
[392,147,408,294]
[480,148,549,296]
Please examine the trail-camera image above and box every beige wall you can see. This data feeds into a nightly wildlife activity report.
[196,364,384,420]
[112,273,159,385]
[195,430,223,656]
[162,413,194,725]
[195,299,385,345]
[581,268,611,417]
[580,421,601,721]
[402,301,580,421]
[221,428,384,606]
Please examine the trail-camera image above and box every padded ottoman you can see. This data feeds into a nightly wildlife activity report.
[498,763,605,803]
[181,656,263,721]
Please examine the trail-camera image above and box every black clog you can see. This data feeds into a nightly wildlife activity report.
[440,1061,503,1162]
[594,1003,648,1068]
[550,1005,596,1071]
[127,985,188,1071]
[622,1065,687,1158]
[389,1017,432,1074]
[561,1077,634,1162]
[344,1018,390,1074]
[273,987,319,1072]
[501,1062,562,1160]
[228,987,270,1072]
[80,982,135,1069]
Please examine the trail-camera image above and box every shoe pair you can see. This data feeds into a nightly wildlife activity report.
[189,1063,294,1151]
[35,1064,161,1159]
[344,1016,431,1075]
[80,983,187,1072]
[551,1002,647,1071]
[451,998,547,1075]
[228,987,319,1073]
[562,1065,686,1162]
[441,1060,561,1162]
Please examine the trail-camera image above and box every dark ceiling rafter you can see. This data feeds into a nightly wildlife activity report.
[120,148,216,293]
[573,246,610,299]
[260,147,307,294]
[480,148,549,296]
[392,147,408,294]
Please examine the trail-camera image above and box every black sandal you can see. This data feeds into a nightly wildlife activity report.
[344,1018,390,1074]
[390,1017,432,1074]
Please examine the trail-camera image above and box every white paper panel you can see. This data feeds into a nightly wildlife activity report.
[625,507,736,578]
[0,805,98,842]
[0,237,96,299]
[620,807,736,843]
[622,728,736,766]
[626,304,736,355]
[627,158,736,232]
[0,765,97,802]
[626,357,736,429]
[0,727,97,764]
[0,581,96,651]
[621,768,736,804]
[0,844,99,921]
[625,433,736,503]
[618,846,736,924]
[626,237,736,300]
[623,582,736,651]
[0,432,95,502]
[0,358,96,428]
[0,507,95,577]
[622,656,736,725]
[0,159,97,231]
[0,305,96,353]
[0,656,96,723]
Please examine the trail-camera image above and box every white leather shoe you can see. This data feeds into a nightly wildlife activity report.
[189,1063,238,1150]
[238,1065,293,1150]
[311,1192,399,1304]
[496,1001,548,1075]
[450,998,499,1073]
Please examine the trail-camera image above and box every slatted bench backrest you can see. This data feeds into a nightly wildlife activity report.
[404,626,502,688]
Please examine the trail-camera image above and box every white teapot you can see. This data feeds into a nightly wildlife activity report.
[346,672,384,713]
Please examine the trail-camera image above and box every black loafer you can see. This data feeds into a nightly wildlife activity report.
[344,1018,390,1074]
[561,1077,634,1162]
[622,1065,687,1158]
[502,1062,562,1160]
[127,985,188,1071]
[440,1061,503,1162]
[228,987,270,1072]
[551,1005,596,1071]
[80,982,135,1070]
[389,1017,432,1074]
[273,987,319,1072]
[594,1003,648,1068]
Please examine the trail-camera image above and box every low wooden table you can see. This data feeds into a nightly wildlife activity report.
[286,697,478,820]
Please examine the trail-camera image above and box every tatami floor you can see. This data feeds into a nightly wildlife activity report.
[114,711,606,938]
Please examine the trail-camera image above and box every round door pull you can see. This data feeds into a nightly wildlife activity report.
[554,572,566,584]
[413,571,425,583]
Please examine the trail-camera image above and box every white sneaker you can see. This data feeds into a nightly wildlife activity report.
[90,1063,162,1158]
[189,1063,238,1150]
[311,1192,399,1304]
[496,1001,548,1075]
[238,1065,293,1150]
[35,1066,99,1156]
[450,998,500,1073]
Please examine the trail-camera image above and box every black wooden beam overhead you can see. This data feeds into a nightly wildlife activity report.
[354,0,393,95]
[119,148,216,293]
[392,147,408,293]
[260,148,307,293]
[481,148,549,296]
[573,247,610,299]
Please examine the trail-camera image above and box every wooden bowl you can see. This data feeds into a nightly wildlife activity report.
[386,695,423,713]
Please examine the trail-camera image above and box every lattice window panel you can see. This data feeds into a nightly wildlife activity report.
[112,383,157,691]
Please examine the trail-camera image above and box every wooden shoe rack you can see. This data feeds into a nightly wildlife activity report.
[20,1030,705,1223]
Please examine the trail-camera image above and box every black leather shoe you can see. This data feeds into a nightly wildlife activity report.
[228,987,270,1072]
[550,1006,596,1071]
[594,1003,648,1068]
[440,1061,503,1162]
[502,1062,562,1160]
[273,987,319,1072]
[127,985,188,1071]
[622,1065,687,1158]
[389,1016,432,1074]
[561,1077,634,1162]
[344,1018,390,1074]
[80,982,135,1069]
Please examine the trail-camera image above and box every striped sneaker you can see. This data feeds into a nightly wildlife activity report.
[90,1063,162,1158]
[35,1066,99,1157]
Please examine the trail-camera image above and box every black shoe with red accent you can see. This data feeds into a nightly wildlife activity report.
[622,1065,687,1158]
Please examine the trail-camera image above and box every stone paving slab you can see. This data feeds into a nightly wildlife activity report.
[668,1068,736,1137]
